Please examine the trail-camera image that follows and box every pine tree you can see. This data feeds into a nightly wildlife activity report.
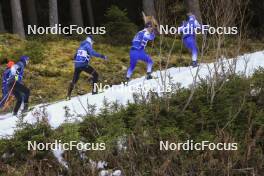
[0,1,5,32]
[185,0,202,22]
[143,0,156,17]
[49,0,59,27]
[26,0,38,25]
[70,0,83,26]
[11,0,25,38]
[85,0,94,26]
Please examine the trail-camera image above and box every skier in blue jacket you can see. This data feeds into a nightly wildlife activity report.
[1,56,30,115]
[0,61,15,108]
[67,36,108,99]
[179,13,201,67]
[126,22,156,81]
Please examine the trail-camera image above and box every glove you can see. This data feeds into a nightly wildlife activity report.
[15,75,19,81]
[102,55,108,60]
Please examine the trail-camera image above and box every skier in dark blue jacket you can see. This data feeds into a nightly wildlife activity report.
[1,56,30,115]
[0,61,15,108]
[67,36,107,99]
[179,13,201,67]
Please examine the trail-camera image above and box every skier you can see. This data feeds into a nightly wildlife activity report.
[126,22,157,81]
[1,56,30,115]
[67,36,108,99]
[179,13,201,67]
[0,61,15,108]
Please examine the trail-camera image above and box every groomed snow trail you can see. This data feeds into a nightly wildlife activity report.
[0,51,264,136]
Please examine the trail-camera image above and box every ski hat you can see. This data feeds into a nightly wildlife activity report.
[145,22,153,28]
[187,12,196,20]
[86,35,94,45]
[7,61,15,68]
[20,55,29,65]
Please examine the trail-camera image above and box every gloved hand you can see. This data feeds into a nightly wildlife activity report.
[15,75,19,81]
[102,55,108,60]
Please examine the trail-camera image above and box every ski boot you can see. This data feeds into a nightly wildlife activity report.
[192,61,198,67]
[123,77,130,86]
[92,90,98,95]
[146,72,153,80]
[92,84,98,95]
[21,103,29,114]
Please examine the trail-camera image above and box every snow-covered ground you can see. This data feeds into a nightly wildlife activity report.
[0,51,264,137]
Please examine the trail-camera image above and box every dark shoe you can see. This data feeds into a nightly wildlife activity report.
[13,112,18,116]
[192,61,198,67]
[146,72,153,80]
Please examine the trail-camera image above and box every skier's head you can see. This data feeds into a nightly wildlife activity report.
[7,61,15,68]
[145,22,153,28]
[86,35,94,45]
[20,55,30,65]
[145,22,154,33]
[187,12,196,21]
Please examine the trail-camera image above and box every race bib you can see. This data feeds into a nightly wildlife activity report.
[77,50,88,57]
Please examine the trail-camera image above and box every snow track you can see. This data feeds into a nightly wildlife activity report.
[0,51,264,136]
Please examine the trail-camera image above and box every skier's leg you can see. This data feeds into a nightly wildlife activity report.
[83,65,99,94]
[189,38,198,67]
[140,51,153,79]
[15,82,30,111]
[12,84,23,115]
[183,37,198,67]
[67,68,81,98]
[126,50,138,79]
[191,43,198,62]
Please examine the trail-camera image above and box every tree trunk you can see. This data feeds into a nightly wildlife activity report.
[11,0,25,38]
[26,0,38,25]
[49,0,59,26]
[185,0,202,22]
[0,1,5,32]
[143,0,156,17]
[86,0,94,26]
[70,0,83,26]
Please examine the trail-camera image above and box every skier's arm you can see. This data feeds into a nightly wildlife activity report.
[143,31,155,41]
[87,45,106,59]
[194,19,201,28]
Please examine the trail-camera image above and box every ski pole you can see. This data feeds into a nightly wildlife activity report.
[179,38,183,72]
[0,93,9,108]
[2,80,16,111]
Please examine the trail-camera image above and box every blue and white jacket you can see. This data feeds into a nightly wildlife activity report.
[74,38,105,68]
[179,15,201,39]
[131,29,156,50]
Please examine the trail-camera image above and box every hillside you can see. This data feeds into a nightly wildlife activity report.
[0,51,263,175]
[0,34,263,107]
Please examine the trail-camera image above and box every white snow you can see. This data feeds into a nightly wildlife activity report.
[0,51,264,137]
